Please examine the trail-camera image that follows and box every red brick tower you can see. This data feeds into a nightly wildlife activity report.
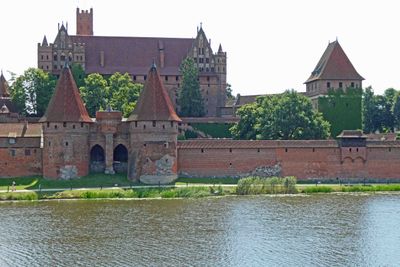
[127,63,181,184]
[40,65,92,179]
[76,8,93,36]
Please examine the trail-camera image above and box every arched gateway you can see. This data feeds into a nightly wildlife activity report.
[113,144,128,173]
[90,145,105,173]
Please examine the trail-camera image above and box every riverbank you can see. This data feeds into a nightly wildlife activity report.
[2,182,400,201]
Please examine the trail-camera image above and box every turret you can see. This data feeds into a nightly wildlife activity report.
[127,63,181,184]
[39,64,92,179]
[76,8,93,36]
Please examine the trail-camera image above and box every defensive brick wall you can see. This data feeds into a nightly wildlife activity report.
[177,140,400,180]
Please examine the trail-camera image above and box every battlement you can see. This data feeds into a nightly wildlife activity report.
[76,7,93,36]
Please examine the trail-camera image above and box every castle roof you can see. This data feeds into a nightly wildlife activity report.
[128,64,181,122]
[0,123,42,138]
[70,35,193,75]
[39,65,91,123]
[305,41,364,83]
[0,71,10,97]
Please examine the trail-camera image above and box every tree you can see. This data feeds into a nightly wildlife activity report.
[71,63,86,89]
[109,72,142,117]
[230,103,259,140]
[79,73,108,117]
[178,57,204,117]
[10,68,56,116]
[392,91,400,130]
[231,90,330,140]
[362,86,376,133]
[226,83,234,100]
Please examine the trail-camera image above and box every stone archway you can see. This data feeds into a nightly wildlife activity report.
[90,145,105,173]
[113,144,128,173]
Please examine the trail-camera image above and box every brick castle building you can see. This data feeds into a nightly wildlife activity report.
[2,8,399,183]
[38,8,227,117]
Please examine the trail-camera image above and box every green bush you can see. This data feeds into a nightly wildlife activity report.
[236,176,297,195]
[0,192,39,201]
[190,123,234,138]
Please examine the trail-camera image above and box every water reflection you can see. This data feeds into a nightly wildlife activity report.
[0,194,399,266]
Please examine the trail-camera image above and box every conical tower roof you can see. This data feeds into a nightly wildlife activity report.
[0,71,10,97]
[128,63,181,122]
[305,41,364,83]
[40,65,91,122]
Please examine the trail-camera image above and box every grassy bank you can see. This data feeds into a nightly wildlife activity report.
[0,186,230,201]
[0,173,135,191]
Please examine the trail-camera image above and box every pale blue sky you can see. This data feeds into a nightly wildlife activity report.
[0,0,399,95]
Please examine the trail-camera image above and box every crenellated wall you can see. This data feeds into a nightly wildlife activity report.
[178,139,400,181]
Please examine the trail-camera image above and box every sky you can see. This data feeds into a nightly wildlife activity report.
[0,0,399,96]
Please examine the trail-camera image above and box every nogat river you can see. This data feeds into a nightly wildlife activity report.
[1,194,400,266]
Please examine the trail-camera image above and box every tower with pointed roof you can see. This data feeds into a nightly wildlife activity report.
[305,40,364,100]
[127,63,181,184]
[40,65,92,179]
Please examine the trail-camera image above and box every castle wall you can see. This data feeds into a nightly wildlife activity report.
[0,137,42,178]
[177,140,400,181]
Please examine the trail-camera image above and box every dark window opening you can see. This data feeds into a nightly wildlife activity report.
[133,75,137,81]
[53,55,57,61]
[143,144,147,147]
[152,121,156,127]
[48,141,51,147]
[327,82,331,88]
[143,124,146,129]
[257,148,260,153]
[339,82,343,88]
[356,148,359,152]
[144,75,147,80]
[171,121,174,127]
[201,149,204,153]
[313,148,315,152]
[176,76,179,81]
[47,122,50,128]
[351,82,355,88]
[162,125,165,129]
[54,125,58,129]
[65,142,69,146]
[165,76,168,81]
[60,55,65,61]
[73,125,75,129]
[25,149,31,156]
[81,122,84,127]
[229,148,232,153]
[113,144,128,162]
[135,121,138,127]
[349,148,352,152]
[63,122,66,127]
[285,148,288,152]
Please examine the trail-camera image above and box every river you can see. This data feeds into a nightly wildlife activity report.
[0,194,400,266]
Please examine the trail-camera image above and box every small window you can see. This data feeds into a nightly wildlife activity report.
[152,121,156,127]
[8,138,16,145]
[10,149,16,157]
[60,55,66,61]
[53,55,58,61]
[349,148,352,152]
[41,55,44,60]
[165,76,168,81]
[170,121,174,128]
[285,148,288,152]
[63,122,67,127]
[389,147,392,152]
[25,149,31,156]
[229,162,232,167]
[73,125,75,129]
[135,121,138,127]
[143,124,146,129]
[162,125,165,129]
[351,82,355,88]
[47,122,50,128]
[257,148,260,153]
[54,125,58,129]
[208,83,210,88]
[327,82,331,88]
[143,143,147,147]
[339,82,343,88]
[54,65,57,70]
[356,148,359,152]
[176,76,179,81]
[48,141,51,147]
[201,149,204,153]
[144,75,147,81]
[81,122,84,127]
[229,148,232,153]
[133,75,137,81]
[312,148,315,152]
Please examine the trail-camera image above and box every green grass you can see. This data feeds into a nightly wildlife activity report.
[175,177,240,185]
[300,186,334,194]
[0,173,136,191]
[341,184,400,192]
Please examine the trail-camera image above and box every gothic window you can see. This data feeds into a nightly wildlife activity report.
[54,54,58,61]
[339,82,343,88]
[351,82,355,88]
[206,58,209,63]
[327,82,330,88]
[165,76,168,81]
[176,76,179,81]
[60,55,66,61]
[41,55,44,60]
[133,75,137,81]
[46,55,49,60]
[144,75,147,81]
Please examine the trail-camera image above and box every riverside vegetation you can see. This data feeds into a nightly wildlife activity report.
[2,176,400,201]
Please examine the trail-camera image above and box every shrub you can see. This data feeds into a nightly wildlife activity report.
[302,186,333,193]
[236,176,297,195]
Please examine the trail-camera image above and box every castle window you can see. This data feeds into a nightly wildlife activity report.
[229,162,232,167]
[54,65,57,70]
[339,82,343,88]
[143,124,146,129]
[41,55,44,60]
[25,149,31,156]
[135,121,138,127]
[211,67,214,72]
[313,148,315,152]
[144,75,147,81]
[206,67,209,72]
[73,125,75,129]
[143,144,147,147]
[80,56,83,61]
[171,121,174,128]
[257,148,260,153]
[54,55,58,61]
[162,125,165,129]
[356,148,359,152]
[47,122,50,128]
[48,141,51,147]
[81,122,84,127]
[46,55,49,60]
[63,122,67,127]
[201,149,204,153]
[152,121,156,127]
[46,66,49,70]
[351,82,355,88]
[389,147,392,152]
[65,142,69,146]
[54,125,58,129]
[229,148,232,153]
[285,148,288,152]
[199,58,204,63]
[9,149,16,157]
[208,84,210,88]
[133,75,137,81]
[207,76,210,82]
[206,58,209,63]
[60,55,66,61]
[176,76,179,81]
[165,76,168,81]
[349,148,352,152]
[8,138,16,145]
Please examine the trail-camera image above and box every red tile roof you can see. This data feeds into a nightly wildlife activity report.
[305,41,364,83]
[0,72,10,97]
[128,64,181,122]
[70,35,193,75]
[40,66,92,122]
[0,123,42,137]
[178,139,338,149]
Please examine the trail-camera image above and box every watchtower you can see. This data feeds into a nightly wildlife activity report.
[76,8,93,36]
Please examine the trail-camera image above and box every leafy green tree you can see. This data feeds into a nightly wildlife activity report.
[230,103,259,139]
[231,90,330,140]
[362,86,376,133]
[178,57,204,117]
[71,63,86,88]
[226,83,234,100]
[392,92,400,130]
[10,68,56,116]
[109,72,142,117]
[79,73,108,117]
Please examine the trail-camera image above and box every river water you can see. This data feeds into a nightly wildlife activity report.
[0,194,400,266]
